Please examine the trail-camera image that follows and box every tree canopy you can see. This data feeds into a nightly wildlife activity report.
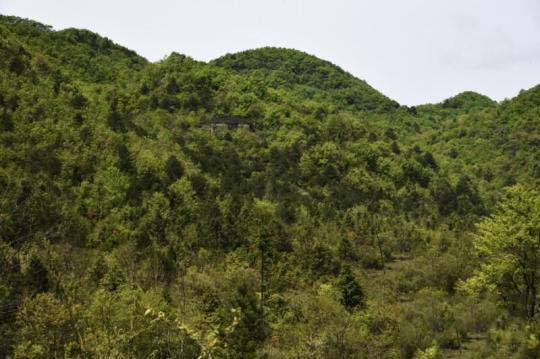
[1,14,540,359]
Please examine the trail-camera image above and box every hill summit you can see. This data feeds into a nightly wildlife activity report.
[212,47,399,112]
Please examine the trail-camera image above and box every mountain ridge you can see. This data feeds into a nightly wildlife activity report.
[1,15,536,106]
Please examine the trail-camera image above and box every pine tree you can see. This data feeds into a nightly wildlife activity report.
[338,264,365,311]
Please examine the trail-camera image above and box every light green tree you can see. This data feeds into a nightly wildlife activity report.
[464,185,540,318]
[414,341,441,359]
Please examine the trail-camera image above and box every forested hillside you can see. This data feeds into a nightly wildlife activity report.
[1,15,540,359]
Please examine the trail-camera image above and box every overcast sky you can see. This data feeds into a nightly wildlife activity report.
[1,0,539,105]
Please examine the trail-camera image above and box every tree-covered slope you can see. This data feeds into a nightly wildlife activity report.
[212,47,399,112]
[439,91,495,112]
[1,15,540,359]
[0,15,147,83]
[408,85,540,200]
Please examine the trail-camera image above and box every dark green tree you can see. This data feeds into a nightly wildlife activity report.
[337,264,365,311]
[24,255,49,295]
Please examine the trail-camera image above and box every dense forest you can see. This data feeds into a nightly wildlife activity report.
[1,15,540,358]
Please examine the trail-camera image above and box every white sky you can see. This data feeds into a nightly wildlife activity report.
[1,0,539,105]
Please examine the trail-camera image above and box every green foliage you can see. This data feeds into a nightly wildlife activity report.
[0,15,539,358]
[337,264,365,311]
[212,47,399,113]
[464,185,540,318]
[24,255,49,295]
[441,91,495,112]
[0,15,147,83]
